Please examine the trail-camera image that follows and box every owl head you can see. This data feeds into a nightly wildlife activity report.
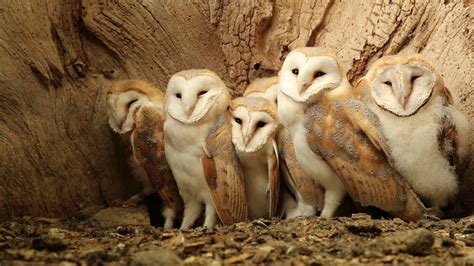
[279,47,349,103]
[230,97,278,153]
[165,69,230,124]
[361,54,439,117]
[106,79,163,134]
[243,77,279,105]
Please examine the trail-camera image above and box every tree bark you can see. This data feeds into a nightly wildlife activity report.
[0,0,472,220]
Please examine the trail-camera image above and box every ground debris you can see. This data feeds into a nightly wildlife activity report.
[0,208,473,265]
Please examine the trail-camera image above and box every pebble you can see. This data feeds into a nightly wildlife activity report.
[31,235,68,252]
[131,246,182,266]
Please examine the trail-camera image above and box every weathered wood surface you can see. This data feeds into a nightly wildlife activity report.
[0,0,472,220]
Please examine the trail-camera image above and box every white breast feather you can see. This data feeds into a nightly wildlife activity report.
[237,141,273,219]
[374,97,459,207]
[164,118,213,204]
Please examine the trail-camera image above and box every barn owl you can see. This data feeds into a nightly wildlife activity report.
[244,78,324,218]
[229,96,280,220]
[278,47,427,221]
[243,77,279,104]
[106,79,184,229]
[354,54,470,214]
[164,69,247,229]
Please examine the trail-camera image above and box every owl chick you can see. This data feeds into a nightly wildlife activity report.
[244,78,324,218]
[106,79,184,228]
[354,54,470,213]
[229,97,280,220]
[278,47,427,221]
[164,69,247,229]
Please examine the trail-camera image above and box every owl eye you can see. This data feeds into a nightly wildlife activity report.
[314,71,326,78]
[235,118,242,124]
[198,90,208,96]
[256,121,266,128]
[291,68,299,75]
[411,75,421,82]
[127,99,138,109]
[383,81,392,86]
[176,93,182,98]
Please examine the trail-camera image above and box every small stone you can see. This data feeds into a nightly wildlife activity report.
[463,223,474,234]
[393,218,405,224]
[131,247,182,266]
[399,229,434,256]
[286,245,310,256]
[441,238,455,247]
[346,223,381,237]
[89,207,149,228]
[48,228,69,239]
[351,213,371,220]
[116,226,137,236]
[223,253,252,264]
[381,255,395,262]
[224,238,241,249]
[31,235,68,252]
[253,246,273,263]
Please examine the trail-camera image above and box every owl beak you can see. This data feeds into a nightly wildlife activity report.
[244,127,255,145]
[299,82,312,96]
[244,135,251,145]
[399,96,408,109]
[399,91,412,109]
[184,105,195,117]
[182,96,197,117]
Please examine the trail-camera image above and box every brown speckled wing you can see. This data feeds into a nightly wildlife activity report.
[203,114,248,225]
[304,98,426,221]
[268,142,280,217]
[438,110,463,175]
[132,105,184,216]
[277,128,325,211]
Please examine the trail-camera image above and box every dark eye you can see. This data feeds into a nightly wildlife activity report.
[256,121,266,128]
[198,90,208,96]
[411,75,421,82]
[127,99,138,109]
[314,71,326,78]
[235,118,242,124]
[291,68,299,75]
[383,81,392,86]
[176,93,182,98]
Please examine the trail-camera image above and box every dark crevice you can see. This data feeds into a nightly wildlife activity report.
[307,0,335,47]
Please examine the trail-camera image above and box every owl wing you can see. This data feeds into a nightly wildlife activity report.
[202,114,248,225]
[305,98,426,221]
[132,105,184,217]
[268,140,280,217]
[277,128,325,211]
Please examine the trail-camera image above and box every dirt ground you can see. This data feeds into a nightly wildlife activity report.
[1,206,473,265]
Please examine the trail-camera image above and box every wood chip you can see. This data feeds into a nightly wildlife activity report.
[224,253,252,264]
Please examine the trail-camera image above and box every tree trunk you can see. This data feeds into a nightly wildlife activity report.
[0,0,472,220]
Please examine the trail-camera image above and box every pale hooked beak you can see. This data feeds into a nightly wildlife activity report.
[299,82,312,96]
[184,105,195,117]
[399,95,409,109]
[244,135,251,145]
[182,95,197,118]
[243,126,255,146]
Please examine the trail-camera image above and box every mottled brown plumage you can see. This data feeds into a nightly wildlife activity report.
[304,92,427,221]
[277,128,325,212]
[230,96,280,219]
[203,113,248,224]
[132,105,184,218]
[107,79,184,228]
[354,54,470,212]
